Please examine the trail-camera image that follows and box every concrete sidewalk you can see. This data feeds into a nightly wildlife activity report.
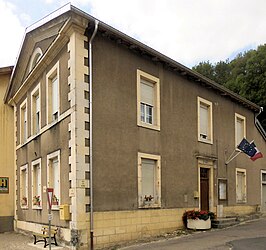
[0,231,68,250]
[2,218,266,249]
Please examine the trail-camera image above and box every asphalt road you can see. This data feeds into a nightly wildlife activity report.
[120,218,266,250]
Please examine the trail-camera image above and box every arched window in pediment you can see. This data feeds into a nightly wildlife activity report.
[29,47,43,72]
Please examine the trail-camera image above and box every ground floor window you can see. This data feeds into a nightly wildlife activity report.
[138,153,161,208]
[47,150,60,209]
[20,164,28,208]
[236,168,247,203]
[32,158,42,208]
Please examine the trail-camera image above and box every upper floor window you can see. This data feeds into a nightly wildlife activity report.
[137,70,160,131]
[198,97,213,144]
[29,47,43,72]
[46,62,59,123]
[31,84,41,135]
[235,113,246,146]
[20,99,27,144]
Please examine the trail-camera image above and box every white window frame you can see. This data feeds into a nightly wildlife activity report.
[47,150,60,210]
[235,113,246,147]
[29,47,43,72]
[197,97,213,144]
[20,164,28,208]
[138,152,161,208]
[261,170,266,210]
[137,69,160,131]
[236,168,247,203]
[46,62,60,124]
[31,158,42,209]
[31,83,41,135]
[20,99,28,144]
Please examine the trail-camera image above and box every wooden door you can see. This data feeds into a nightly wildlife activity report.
[200,168,209,211]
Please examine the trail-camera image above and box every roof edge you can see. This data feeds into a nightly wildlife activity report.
[0,66,13,75]
[5,4,261,112]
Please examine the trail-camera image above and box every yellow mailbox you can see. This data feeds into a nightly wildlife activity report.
[59,204,70,221]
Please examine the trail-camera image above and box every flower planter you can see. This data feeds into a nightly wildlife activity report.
[33,201,41,206]
[187,218,211,230]
[143,201,153,206]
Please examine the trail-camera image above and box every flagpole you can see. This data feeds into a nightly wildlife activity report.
[225,149,242,165]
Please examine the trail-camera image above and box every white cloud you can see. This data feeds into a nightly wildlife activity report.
[86,0,266,67]
[1,0,266,68]
[19,13,31,25]
[0,0,25,67]
[43,0,54,4]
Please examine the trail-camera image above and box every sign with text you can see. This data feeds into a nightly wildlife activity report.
[0,177,9,193]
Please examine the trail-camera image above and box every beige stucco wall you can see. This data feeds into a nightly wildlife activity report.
[14,20,91,247]
[0,68,14,232]
[9,10,266,249]
[92,34,266,213]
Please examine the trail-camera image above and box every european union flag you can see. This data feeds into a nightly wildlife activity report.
[237,138,256,157]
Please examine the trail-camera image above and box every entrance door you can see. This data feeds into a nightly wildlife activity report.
[200,168,209,211]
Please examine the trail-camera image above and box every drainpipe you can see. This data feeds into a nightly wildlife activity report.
[255,107,266,141]
[89,19,99,250]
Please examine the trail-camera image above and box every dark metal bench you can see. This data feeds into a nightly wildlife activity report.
[33,225,58,248]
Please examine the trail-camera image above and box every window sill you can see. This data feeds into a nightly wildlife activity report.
[198,138,213,145]
[52,205,60,210]
[32,205,42,210]
[139,203,161,209]
[138,122,160,131]
[16,107,74,150]
[236,200,247,204]
[21,205,28,209]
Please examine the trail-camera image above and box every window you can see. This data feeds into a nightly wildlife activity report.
[32,159,42,208]
[46,62,59,123]
[20,164,28,208]
[20,99,28,144]
[235,113,246,146]
[29,47,43,72]
[137,70,160,130]
[236,168,247,203]
[198,97,213,144]
[47,150,60,209]
[138,153,161,208]
[31,84,41,135]
[262,172,266,182]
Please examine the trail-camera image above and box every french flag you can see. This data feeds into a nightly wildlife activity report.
[250,142,263,161]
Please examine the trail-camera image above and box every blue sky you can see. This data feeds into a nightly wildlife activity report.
[1,0,266,68]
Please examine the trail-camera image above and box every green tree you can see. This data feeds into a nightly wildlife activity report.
[214,60,231,85]
[192,44,266,129]
[192,61,215,81]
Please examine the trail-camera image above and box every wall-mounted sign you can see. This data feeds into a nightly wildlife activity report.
[218,179,227,201]
[0,177,9,193]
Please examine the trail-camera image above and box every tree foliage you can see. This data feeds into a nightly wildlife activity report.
[192,44,266,128]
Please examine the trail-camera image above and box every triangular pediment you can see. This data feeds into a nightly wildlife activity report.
[13,15,70,95]
[5,4,92,104]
